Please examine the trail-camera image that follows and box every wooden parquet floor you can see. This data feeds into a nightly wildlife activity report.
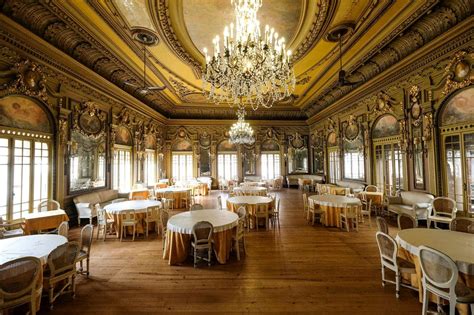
[40,189,420,314]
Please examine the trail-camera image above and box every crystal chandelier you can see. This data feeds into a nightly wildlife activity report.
[202,0,295,111]
[229,109,255,145]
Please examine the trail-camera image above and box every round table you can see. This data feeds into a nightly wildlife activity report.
[104,200,161,236]
[163,210,239,265]
[0,234,67,265]
[240,182,266,187]
[308,195,361,227]
[233,186,268,196]
[155,187,192,209]
[227,196,273,229]
[396,229,474,312]
[358,191,384,205]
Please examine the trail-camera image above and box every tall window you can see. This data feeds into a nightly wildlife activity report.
[144,150,156,186]
[328,148,340,184]
[344,151,364,180]
[113,147,132,192]
[261,152,280,180]
[374,143,405,195]
[172,152,193,181]
[218,153,238,181]
[0,136,51,220]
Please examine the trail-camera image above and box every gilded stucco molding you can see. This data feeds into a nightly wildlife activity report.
[442,49,473,95]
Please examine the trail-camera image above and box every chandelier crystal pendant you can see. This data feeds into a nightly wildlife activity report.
[229,109,255,145]
[202,0,295,111]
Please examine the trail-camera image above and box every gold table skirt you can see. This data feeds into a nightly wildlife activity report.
[163,228,235,265]
[24,212,69,234]
[156,191,189,209]
[318,205,360,227]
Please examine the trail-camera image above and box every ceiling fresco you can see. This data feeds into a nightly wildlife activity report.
[1,0,469,120]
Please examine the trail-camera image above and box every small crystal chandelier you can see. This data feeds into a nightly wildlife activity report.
[202,0,295,111]
[229,109,255,145]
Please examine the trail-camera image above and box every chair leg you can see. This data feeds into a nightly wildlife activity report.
[193,248,197,268]
[132,225,135,241]
[208,247,211,267]
[395,270,400,298]
[146,222,149,239]
[381,266,385,287]
[235,240,240,261]
[120,225,123,242]
[86,257,90,277]
[422,287,429,314]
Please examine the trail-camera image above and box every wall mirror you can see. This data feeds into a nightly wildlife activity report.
[69,102,107,193]
[243,146,256,175]
[288,133,308,174]
[199,147,211,176]
[311,133,324,174]
[413,126,425,190]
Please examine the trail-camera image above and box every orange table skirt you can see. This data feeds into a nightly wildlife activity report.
[112,213,156,236]
[156,191,189,209]
[163,228,235,265]
[319,205,360,227]
[398,247,473,315]
[24,212,69,234]
[193,184,209,196]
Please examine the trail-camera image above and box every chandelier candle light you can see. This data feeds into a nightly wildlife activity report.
[202,0,295,110]
[229,109,255,145]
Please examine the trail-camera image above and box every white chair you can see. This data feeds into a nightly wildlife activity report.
[37,200,60,212]
[450,217,474,233]
[161,198,174,211]
[340,205,358,232]
[307,198,324,225]
[376,216,389,234]
[76,224,93,277]
[160,209,169,250]
[255,203,269,231]
[302,193,308,218]
[365,185,378,192]
[397,213,417,230]
[360,198,372,227]
[233,206,247,261]
[43,242,80,309]
[419,246,474,314]
[190,203,204,211]
[428,197,457,229]
[145,206,160,238]
[0,257,42,315]
[57,221,69,238]
[217,195,223,210]
[95,205,114,240]
[0,217,24,239]
[270,197,280,229]
[191,221,214,268]
[375,232,417,298]
[120,210,138,242]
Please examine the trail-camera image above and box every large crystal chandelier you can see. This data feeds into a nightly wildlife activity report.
[202,0,295,111]
[229,109,255,145]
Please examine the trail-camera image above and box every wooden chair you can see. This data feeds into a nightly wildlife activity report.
[419,246,474,314]
[270,197,280,229]
[0,257,42,315]
[131,195,146,201]
[340,205,358,232]
[57,221,69,238]
[255,203,269,231]
[43,242,80,309]
[76,224,93,277]
[365,185,378,192]
[428,197,457,229]
[160,209,169,250]
[161,198,174,211]
[180,191,192,210]
[0,217,24,239]
[307,198,324,226]
[217,195,223,210]
[360,198,372,227]
[163,192,175,210]
[233,207,247,261]
[376,216,389,234]
[375,232,417,298]
[450,217,474,233]
[191,221,214,267]
[95,205,114,240]
[145,206,160,238]
[190,203,204,211]
[37,200,61,212]
[302,193,308,218]
[120,210,138,242]
[397,213,417,230]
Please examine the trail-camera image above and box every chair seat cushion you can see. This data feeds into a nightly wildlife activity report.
[428,215,453,223]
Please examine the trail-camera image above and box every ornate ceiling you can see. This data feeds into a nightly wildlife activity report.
[0,0,470,120]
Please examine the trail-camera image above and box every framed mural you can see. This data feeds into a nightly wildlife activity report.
[372,114,400,139]
[0,96,51,133]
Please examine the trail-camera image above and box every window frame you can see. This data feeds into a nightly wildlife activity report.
[112,145,133,193]
[171,151,194,182]
[260,151,281,180]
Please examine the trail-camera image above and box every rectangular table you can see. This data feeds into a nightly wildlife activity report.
[23,210,69,234]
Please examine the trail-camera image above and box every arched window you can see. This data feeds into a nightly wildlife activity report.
[327,132,340,184]
[0,96,53,220]
[171,139,193,181]
[144,134,157,186]
[113,126,133,192]
[260,140,280,180]
[217,140,238,181]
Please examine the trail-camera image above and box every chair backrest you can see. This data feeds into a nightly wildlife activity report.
[121,210,136,222]
[375,232,397,268]
[343,204,358,217]
[255,203,269,215]
[46,242,80,277]
[450,217,474,233]
[397,214,417,230]
[432,197,457,217]
[57,221,69,238]
[0,256,42,302]
[376,217,389,234]
[80,224,94,255]
[302,193,308,207]
[275,198,280,213]
[146,206,160,220]
[308,198,314,210]
[217,195,223,210]
[37,199,60,212]
[361,198,372,212]
[190,204,204,211]
[237,206,246,219]
[97,206,107,226]
[192,221,213,245]
[131,195,146,201]
[160,209,169,233]
[365,185,378,192]
[419,246,458,296]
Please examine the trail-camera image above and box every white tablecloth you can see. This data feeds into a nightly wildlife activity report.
[104,200,161,214]
[167,209,238,234]
[227,196,273,205]
[240,182,266,187]
[308,195,361,207]
[396,228,474,275]
[234,187,267,193]
[0,235,67,265]
[155,187,192,193]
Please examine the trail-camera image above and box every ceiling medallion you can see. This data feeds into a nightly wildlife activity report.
[202,0,295,111]
[229,109,255,145]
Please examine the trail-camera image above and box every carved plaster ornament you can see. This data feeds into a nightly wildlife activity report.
[115,107,133,128]
[422,112,433,142]
[372,92,396,115]
[344,114,360,141]
[409,85,423,127]
[58,117,68,146]
[398,120,408,152]
[289,132,305,149]
[443,50,473,95]
[72,102,107,139]
[2,59,49,103]
[327,117,337,134]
